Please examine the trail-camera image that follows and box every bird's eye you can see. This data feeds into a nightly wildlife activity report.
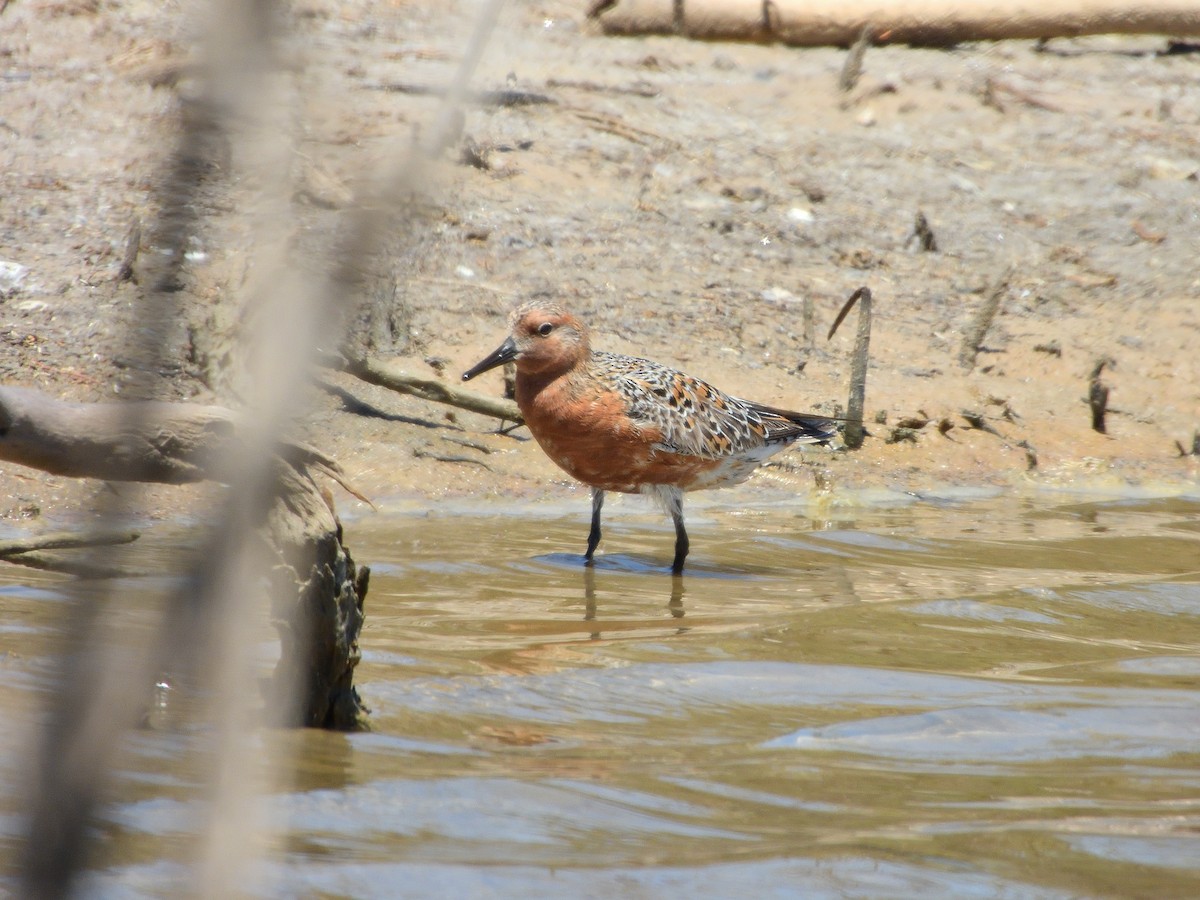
[537,322,554,336]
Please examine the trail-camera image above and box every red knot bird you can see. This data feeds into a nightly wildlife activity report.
[463,301,836,574]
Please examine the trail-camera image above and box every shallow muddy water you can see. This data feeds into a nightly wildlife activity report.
[3,488,1200,897]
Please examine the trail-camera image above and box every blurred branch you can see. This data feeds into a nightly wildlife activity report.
[18,0,505,894]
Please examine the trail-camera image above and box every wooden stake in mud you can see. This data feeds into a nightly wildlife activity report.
[1175,430,1200,457]
[116,216,141,283]
[906,211,938,252]
[959,268,1011,370]
[828,286,873,450]
[1089,357,1113,434]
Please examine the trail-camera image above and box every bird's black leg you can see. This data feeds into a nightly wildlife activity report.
[585,488,604,566]
[668,492,689,575]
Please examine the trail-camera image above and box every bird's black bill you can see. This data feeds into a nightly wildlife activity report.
[462,336,518,381]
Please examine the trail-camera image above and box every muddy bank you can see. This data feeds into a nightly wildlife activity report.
[0,1,1197,527]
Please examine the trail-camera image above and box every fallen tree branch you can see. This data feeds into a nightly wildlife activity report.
[0,385,367,504]
[0,385,237,483]
[329,354,524,425]
[590,0,1200,47]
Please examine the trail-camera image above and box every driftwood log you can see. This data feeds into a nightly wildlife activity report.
[0,385,369,730]
[589,0,1200,46]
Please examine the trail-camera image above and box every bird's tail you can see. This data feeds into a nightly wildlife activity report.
[753,403,839,445]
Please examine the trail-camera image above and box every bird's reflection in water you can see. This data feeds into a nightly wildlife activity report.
[667,576,685,618]
[582,566,687,638]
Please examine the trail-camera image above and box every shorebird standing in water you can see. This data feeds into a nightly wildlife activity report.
[463,301,836,574]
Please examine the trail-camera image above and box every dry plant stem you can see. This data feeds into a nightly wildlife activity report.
[19,50,231,899]
[187,0,508,886]
[959,269,1011,370]
[828,287,873,450]
[334,354,524,425]
[839,24,872,92]
[20,0,500,889]
[17,0,463,889]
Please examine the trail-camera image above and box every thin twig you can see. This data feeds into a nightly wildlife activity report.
[546,77,659,98]
[414,446,492,469]
[371,81,555,107]
[567,108,675,146]
[990,78,1064,112]
[329,353,523,425]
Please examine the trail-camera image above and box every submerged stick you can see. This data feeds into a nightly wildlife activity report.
[2,551,143,580]
[0,530,142,578]
[828,286,872,450]
[0,530,139,558]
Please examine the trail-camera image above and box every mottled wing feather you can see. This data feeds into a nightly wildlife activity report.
[590,352,833,460]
